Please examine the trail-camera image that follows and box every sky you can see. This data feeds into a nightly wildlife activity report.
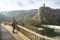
[0,0,60,11]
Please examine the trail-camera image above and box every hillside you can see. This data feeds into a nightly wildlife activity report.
[38,6,60,25]
[1,6,60,25]
[6,9,38,19]
[0,13,8,22]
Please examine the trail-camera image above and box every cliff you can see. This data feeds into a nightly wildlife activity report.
[38,7,60,25]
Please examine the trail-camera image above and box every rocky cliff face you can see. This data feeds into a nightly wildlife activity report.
[39,7,60,25]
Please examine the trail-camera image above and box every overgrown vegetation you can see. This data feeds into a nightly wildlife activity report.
[16,16,41,27]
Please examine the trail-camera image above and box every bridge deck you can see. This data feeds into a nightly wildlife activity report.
[0,24,28,40]
[0,25,17,40]
[0,24,58,40]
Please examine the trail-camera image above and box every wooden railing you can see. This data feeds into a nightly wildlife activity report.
[17,25,55,40]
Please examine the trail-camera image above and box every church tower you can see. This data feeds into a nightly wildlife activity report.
[37,3,46,23]
[43,3,45,7]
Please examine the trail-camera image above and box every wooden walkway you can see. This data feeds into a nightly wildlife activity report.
[0,24,29,40]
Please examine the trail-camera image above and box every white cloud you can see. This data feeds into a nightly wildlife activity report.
[0,0,60,11]
[0,0,22,11]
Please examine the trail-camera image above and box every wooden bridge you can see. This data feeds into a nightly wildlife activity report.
[0,23,55,40]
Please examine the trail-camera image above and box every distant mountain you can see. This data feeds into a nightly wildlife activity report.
[6,9,38,19]
[0,13,8,22]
